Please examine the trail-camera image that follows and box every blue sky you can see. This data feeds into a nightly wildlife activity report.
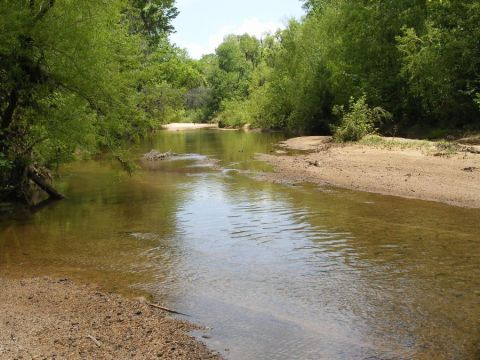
[171,0,305,59]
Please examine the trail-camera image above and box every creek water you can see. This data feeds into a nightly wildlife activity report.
[0,130,479,359]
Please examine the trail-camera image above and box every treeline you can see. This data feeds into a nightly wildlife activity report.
[192,0,480,137]
[0,0,203,201]
[3,0,480,201]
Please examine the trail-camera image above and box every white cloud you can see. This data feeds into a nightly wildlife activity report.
[172,17,284,59]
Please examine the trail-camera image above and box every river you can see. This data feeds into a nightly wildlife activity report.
[1,130,479,359]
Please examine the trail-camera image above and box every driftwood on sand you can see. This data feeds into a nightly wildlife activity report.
[143,150,176,161]
[86,335,102,347]
[147,302,190,317]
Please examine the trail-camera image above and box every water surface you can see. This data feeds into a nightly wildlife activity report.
[1,130,479,359]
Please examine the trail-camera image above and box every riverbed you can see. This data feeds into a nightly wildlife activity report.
[1,130,479,359]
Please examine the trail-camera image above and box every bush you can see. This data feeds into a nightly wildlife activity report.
[184,108,209,123]
[332,95,391,142]
[216,99,253,128]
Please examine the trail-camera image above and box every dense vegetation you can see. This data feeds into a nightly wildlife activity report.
[0,0,202,202]
[194,0,480,137]
[2,0,480,202]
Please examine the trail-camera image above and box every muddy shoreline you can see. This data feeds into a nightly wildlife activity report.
[258,136,480,208]
[0,276,220,360]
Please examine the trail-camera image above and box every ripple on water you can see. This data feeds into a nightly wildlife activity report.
[1,130,479,360]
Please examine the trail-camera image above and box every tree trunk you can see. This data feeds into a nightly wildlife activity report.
[1,88,18,131]
[26,166,64,200]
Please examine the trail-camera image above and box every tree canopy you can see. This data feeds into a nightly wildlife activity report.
[2,0,479,202]
[0,0,198,202]
[193,0,480,135]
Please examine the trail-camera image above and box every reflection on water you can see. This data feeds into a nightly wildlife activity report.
[0,130,479,359]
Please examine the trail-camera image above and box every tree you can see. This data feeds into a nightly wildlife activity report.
[397,0,480,129]
[0,0,188,203]
[130,0,179,48]
[192,0,480,134]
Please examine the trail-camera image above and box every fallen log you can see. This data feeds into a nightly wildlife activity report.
[27,166,64,200]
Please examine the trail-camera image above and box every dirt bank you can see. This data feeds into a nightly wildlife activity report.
[0,277,219,360]
[162,123,218,131]
[258,136,480,208]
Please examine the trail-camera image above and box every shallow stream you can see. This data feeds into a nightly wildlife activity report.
[1,130,479,359]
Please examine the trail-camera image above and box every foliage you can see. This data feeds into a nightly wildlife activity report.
[332,96,391,142]
[396,2,480,129]
[193,0,480,135]
[217,99,254,128]
[138,44,204,124]
[193,34,265,124]
[130,0,179,47]
[0,0,196,201]
[4,0,478,202]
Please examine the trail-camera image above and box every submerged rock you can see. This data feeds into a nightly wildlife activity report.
[127,232,159,241]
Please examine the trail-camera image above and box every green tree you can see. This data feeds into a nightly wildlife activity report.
[397,0,480,130]
[0,0,187,202]
[130,0,179,47]
[192,0,480,134]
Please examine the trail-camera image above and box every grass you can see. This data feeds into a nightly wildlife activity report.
[434,140,461,156]
[358,135,460,156]
[358,135,434,150]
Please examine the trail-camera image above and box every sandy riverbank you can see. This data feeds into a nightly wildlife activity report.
[0,277,219,360]
[258,136,480,208]
[161,123,218,131]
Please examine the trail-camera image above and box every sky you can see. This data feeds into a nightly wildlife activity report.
[170,0,305,59]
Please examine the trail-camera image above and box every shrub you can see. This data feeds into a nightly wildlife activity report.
[332,95,391,142]
[217,99,253,128]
